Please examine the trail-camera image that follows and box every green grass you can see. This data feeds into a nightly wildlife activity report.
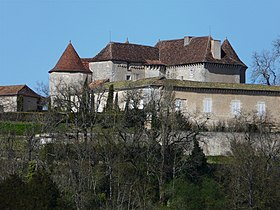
[0,121,42,136]
[207,156,233,164]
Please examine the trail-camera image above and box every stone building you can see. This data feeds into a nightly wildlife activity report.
[0,85,41,112]
[49,35,247,101]
[106,77,280,126]
[89,36,247,83]
[49,35,280,126]
[49,42,92,102]
[48,36,280,155]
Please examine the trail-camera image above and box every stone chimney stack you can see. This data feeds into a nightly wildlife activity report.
[211,40,221,59]
[184,36,191,46]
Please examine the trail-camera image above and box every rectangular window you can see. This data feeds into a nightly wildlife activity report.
[189,69,194,79]
[175,99,182,111]
[231,100,241,116]
[139,99,144,109]
[257,102,266,117]
[126,75,131,80]
[203,98,212,113]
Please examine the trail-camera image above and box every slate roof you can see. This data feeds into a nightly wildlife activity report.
[91,42,159,63]
[49,42,92,74]
[0,85,41,98]
[155,36,247,67]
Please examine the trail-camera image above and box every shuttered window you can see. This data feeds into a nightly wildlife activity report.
[231,100,241,116]
[203,98,212,113]
[257,102,266,117]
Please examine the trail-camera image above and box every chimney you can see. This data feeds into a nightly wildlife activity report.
[211,40,221,59]
[184,36,191,46]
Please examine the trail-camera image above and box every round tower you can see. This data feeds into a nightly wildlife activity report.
[49,42,92,105]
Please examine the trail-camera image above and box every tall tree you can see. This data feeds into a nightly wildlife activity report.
[106,84,114,111]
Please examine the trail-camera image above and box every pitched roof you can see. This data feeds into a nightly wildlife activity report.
[155,36,247,67]
[91,42,159,63]
[0,85,41,98]
[91,36,247,68]
[49,42,92,74]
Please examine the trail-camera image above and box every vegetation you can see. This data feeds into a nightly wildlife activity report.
[251,37,280,85]
[0,82,279,210]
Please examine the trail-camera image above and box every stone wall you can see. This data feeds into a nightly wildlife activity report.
[145,66,165,78]
[166,64,206,81]
[49,72,91,100]
[90,61,114,81]
[174,90,280,125]
[204,63,243,83]
[0,96,17,112]
[166,63,244,83]
[199,132,233,156]
[90,61,164,82]
[23,96,39,111]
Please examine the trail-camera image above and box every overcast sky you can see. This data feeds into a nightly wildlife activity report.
[1,0,280,90]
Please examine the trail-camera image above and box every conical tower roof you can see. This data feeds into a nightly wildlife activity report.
[49,42,91,74]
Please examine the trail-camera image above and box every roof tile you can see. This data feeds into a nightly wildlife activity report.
[49,43,92,74]
[90,36,246,68]
[0,85,41,98]
[91,42,159,63]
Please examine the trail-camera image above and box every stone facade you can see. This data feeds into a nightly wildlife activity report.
[173,89,279,125]
[49,72,91,98]
[0,96,17,112]
[90,61,165,82]
[22,96,39,112]
[105,78,280,126]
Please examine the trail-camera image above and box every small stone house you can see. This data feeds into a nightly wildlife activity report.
[0,85,41,112]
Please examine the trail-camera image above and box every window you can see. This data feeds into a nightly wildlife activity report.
[189,69,194,79]
[231,100,241,116]
[139,99,144,109]
[257,102,266,117]
[175,99,182,111]
[126,75,131,80]
[203,98,212,113]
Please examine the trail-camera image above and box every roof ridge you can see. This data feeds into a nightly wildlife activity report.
[110,41,155,48]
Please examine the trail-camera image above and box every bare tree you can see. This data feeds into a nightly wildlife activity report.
[251,38,280,85]
[227,116,280,210]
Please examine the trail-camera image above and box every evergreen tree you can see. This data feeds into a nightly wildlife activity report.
[186,137,210,183]
[114,91,119,111]
[106,84,114,111]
